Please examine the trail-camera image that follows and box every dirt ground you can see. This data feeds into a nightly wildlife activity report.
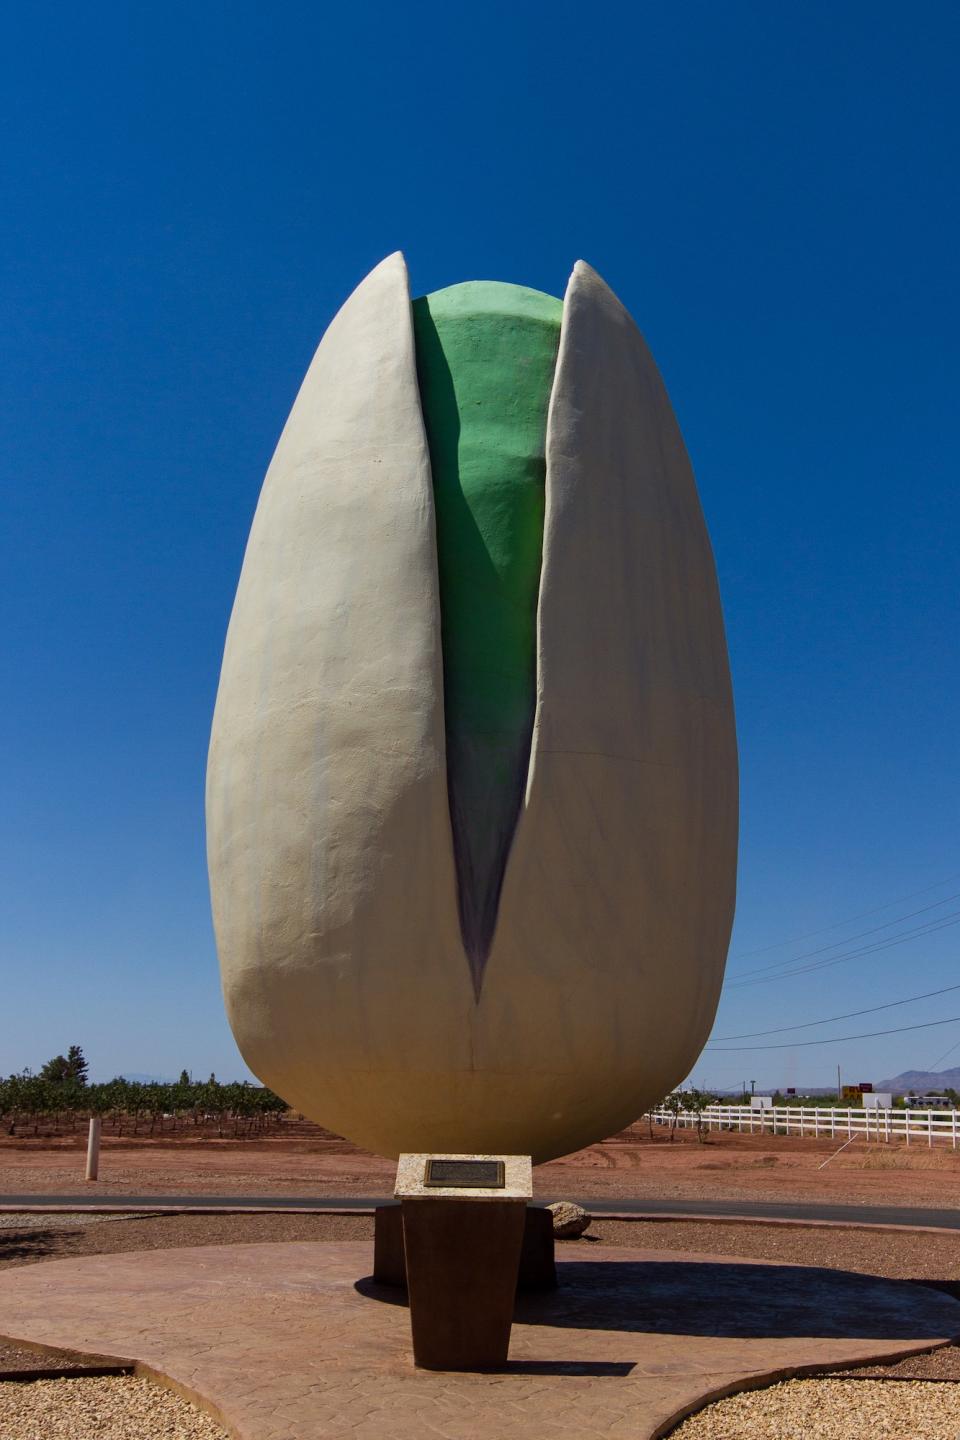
[3,1121,960,1208]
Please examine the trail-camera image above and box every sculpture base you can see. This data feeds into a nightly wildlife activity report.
[374,1203,556,1292]
[400,1196,526,1369]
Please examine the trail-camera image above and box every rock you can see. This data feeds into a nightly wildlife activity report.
[547,1201,591,1238]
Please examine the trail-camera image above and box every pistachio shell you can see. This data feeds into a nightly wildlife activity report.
[473,261,738,1156]
[206,252,469,1140]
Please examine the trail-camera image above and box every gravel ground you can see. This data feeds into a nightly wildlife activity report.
[586,1216,960,1282]
[0,1211,369,1276]
[0,1340,129,1379]
[0,1212,108,1231]
[667,1377,960,1439]
[3,1208,959,1284]
[0,1375,228,1440]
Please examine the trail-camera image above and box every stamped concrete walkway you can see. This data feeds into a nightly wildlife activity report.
[0,1242,957,1440]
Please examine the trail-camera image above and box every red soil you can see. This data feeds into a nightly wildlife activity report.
[2,1119,959,1209]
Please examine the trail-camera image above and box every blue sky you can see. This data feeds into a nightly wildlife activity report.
[2,2,958,1091]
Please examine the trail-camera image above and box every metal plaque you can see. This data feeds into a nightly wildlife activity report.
[424,1158,505,1189]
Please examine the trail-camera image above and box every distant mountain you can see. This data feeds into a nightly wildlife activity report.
[874,1067,960,1093]
[116,1072,175,1084]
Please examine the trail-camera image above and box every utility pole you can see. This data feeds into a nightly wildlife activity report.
[837,1064,842,1101]
[750,1079,756,1096]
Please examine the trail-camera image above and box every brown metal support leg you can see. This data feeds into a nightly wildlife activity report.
[375,1202,555,1294]
[400,1197,526,1369]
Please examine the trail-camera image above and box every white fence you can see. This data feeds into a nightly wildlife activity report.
[648,1103,960,1148]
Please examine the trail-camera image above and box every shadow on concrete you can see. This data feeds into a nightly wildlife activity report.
[503,1360,636,1376]
[515,1262,960,1341]
[909,1277,960,1303]
[358,1263,960,1344]
[355,1276,407,1306]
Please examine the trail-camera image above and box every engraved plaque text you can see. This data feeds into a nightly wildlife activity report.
[424,1158,506,1189]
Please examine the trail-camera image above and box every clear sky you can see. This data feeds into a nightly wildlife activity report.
[2,2,958,1092]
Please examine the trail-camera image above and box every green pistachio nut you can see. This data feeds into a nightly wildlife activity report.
[412,281,561,987]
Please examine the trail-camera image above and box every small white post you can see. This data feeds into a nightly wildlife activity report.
[85,1116,101,1182]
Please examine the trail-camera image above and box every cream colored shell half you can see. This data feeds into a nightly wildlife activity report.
[206,252,738,1164]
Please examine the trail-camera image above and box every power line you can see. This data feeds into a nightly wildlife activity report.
[729,871,960,960]
[707,1014,960,1052]
[732,912,960,986]
[725,911,960,990]
[709,981,960,1042]
[927,1036,960,1071]
[729,892,960,980]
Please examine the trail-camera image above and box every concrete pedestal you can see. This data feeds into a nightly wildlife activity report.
[374,1203,556,1292]
[401,1197,526,1368]
[394,1152,534,1370]
[517,1205,557,1290]
[373,1204,406,1288]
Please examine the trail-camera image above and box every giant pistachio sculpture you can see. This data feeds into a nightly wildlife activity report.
[206,253,737,1163]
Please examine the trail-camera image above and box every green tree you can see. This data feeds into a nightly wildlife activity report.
[681,1088,714,1143]
[39,1045,88,1086]
[662,1091,684,1141]
[64,1045,88,1085]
